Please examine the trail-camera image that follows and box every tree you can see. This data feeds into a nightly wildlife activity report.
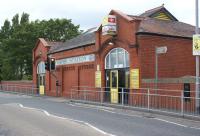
[0,13,81,80]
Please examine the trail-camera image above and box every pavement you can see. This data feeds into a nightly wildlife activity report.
[0,91,200,136]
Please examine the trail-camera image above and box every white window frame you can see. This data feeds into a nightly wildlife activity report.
[105,48,129,69]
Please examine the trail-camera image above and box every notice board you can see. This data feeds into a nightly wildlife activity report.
[130,69,140,89]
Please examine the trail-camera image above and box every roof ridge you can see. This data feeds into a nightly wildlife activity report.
[143,4,164,14]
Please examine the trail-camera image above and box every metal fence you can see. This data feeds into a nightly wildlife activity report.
[70,86,200,118]
[0,84,199,118]
[0,84,38,96]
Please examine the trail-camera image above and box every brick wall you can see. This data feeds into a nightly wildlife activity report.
[0,80,37,94]
[138,35,195,79]
[0,80,34,87]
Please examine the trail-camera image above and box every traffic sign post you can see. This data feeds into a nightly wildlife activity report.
[195,0,200,114]
[155,46,167,89]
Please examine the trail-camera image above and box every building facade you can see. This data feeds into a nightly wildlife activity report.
[32,5,196,104]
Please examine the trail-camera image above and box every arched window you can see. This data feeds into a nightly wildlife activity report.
[105,48,129,69]
[37,61,45,74]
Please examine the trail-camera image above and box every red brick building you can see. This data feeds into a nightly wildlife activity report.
[32,5,196,104]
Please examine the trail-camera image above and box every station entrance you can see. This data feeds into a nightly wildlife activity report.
[105,48,130,104]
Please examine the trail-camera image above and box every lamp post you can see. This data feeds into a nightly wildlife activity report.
[195,0,200,113]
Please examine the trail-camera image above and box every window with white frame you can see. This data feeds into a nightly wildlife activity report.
[105,48,129,69]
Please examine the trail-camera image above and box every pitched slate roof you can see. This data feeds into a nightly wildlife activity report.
[49,28,96,54]
[136,17,195,38]
[47,6,194,54]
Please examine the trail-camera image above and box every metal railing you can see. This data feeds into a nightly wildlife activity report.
[69,86,200,118]
[0,84,38,96]
[0,84,199,118]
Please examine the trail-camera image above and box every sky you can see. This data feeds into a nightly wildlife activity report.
[0,0,196,31]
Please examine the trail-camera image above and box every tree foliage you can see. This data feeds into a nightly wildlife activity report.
[0,13,81,80]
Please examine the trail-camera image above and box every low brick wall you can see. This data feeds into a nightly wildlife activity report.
[0,80,37,94]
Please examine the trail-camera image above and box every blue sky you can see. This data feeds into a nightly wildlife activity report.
[0,0,196,31]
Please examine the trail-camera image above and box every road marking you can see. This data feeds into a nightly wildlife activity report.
[67,103,200,130]
[67,103,144,118]
[189,126,200,130]
[154,118,187,127]
[100,109,116,114]
[6,103,200,132]
[17,103,116,136]
[69,103,115,110]
[43,110,50,116]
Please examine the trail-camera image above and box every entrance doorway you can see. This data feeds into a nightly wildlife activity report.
[105,48,130,104]
[106,69,130,103]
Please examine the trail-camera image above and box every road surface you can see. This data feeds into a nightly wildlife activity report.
[0,92,199,136]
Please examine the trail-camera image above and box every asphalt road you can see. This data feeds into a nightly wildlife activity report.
[0,92,200,136]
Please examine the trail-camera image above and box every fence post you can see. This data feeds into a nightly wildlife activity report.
[181,91,184,116]
[70,89,72,100]
[84,87,86,101]
[100,88,103,104]
[32,86,34,95]
[148,88,150,111]
[122,88,124,106]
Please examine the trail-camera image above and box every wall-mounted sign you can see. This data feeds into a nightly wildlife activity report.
[156,46,167,54]
[56,54,95,66]
[130,69,140,89]
[95,71,101,88]
[193,34,200,56]
[102,15,117,36]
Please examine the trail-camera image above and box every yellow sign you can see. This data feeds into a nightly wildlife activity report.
[130,69,140,89]
[102,16,108,26]
[95,71,101,88]
[193,34,200,55]
[39,85,45,95]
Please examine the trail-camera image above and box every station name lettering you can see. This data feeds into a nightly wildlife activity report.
[56,54,95,66]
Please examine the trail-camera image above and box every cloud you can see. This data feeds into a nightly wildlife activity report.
[0,0,196,30]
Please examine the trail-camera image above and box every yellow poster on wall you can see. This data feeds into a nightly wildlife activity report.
[39,85,44,95]
[130,69,140,89]
[95,71,101,88]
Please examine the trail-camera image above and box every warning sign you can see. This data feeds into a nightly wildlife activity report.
[193,34,200,55]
